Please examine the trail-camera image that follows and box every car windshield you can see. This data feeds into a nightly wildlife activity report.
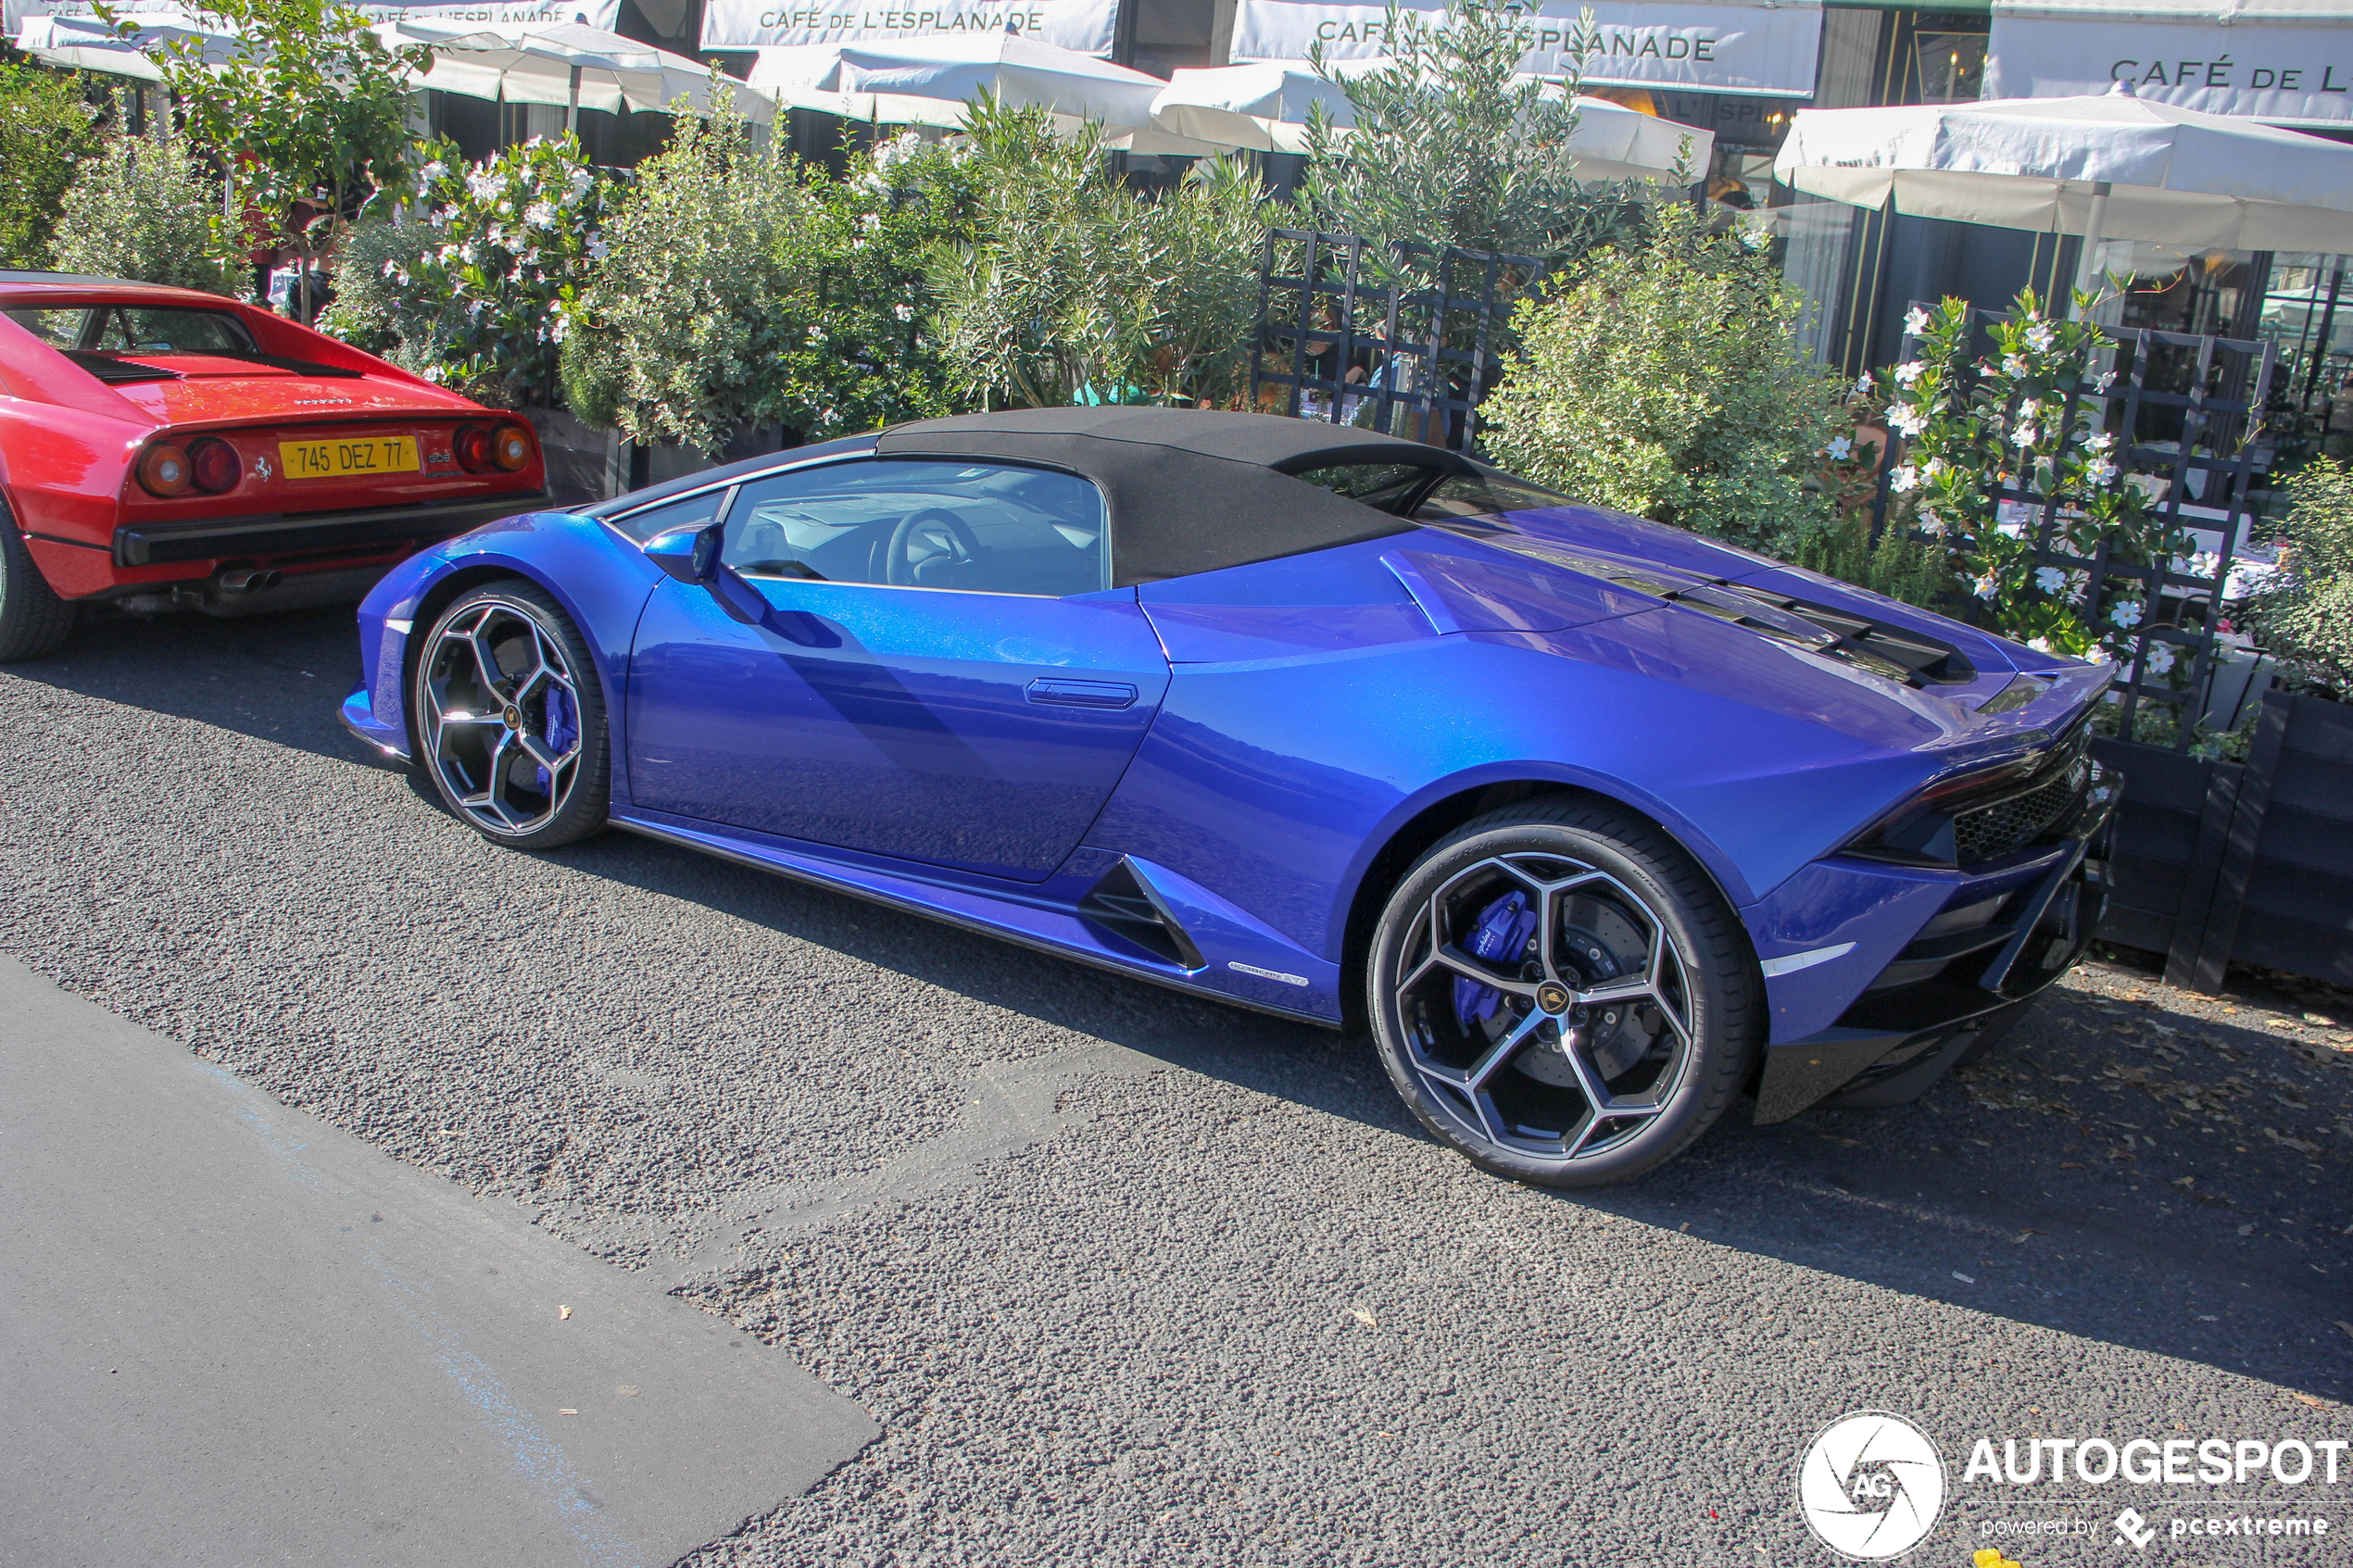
[4,304,256,357]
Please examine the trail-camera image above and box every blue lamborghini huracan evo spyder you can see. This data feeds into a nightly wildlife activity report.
[343,408,2117,1186]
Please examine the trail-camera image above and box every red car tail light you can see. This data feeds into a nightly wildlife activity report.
[137,442,193,496]
[491,423,533,472]
[188,436,242,494]
[453,423,494,473]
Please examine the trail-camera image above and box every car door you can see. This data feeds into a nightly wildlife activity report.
[624,456,1170,884]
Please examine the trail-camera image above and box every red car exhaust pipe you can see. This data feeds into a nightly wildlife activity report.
[216,568,281,594]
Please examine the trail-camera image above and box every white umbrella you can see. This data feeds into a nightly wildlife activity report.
[381,19,767,126]
[1773,83,2353,297]
[11,9,235,82]
[1147,60,1711,181]
[747,32,1161,136]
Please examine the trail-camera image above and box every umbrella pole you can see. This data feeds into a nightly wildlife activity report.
[2071,180,2112,315]
[567,65,581,136]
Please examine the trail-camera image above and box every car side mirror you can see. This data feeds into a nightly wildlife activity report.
[643,521,722,583]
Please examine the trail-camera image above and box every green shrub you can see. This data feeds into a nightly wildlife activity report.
[927,97,1266,410]
[2246,457,2353,696]
[1793,515,1957,610]
[0,61,103,268]
[1478,203,1847,556]
[1298,0,1647,272]
[560,98,974,450]
[49,129,245,295]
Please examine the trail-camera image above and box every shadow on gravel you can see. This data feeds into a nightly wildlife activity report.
[33,609,2350,1403]
[561,818,2353,1402]
[13,606,370,765]
[1565,960,2353,1403]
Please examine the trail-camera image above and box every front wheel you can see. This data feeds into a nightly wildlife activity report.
[410,581,610,849]
[1366,798,1761,1188]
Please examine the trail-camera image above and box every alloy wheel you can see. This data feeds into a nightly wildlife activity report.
[418,597,585,836]
[1390,852,1696,1165]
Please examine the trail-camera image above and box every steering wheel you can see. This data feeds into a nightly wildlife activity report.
[886,507,985,587]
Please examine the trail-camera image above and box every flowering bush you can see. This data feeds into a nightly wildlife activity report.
[1479,202,1849,555]
[560,98,975,451]
[320,134,610,407]
[1877,291,2190,674]
[0,60,104,269]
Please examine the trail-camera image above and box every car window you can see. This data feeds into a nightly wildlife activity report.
[3,307,83,345]
[607,484,731,546]
[721,458,1107,596]
[1286,460,1441,515]
[88,307,256,355]
[1412,472,1571,521]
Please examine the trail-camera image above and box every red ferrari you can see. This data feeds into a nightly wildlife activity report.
[0,270,549,660]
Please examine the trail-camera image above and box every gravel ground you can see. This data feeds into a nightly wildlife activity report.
[2,605,2348,1566]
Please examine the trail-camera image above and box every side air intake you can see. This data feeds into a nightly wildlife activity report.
[1077,858,1205,971]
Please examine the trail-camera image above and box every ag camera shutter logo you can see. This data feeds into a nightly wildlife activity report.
[1797,1411,1948,1560]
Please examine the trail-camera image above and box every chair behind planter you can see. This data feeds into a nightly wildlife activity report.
[1248,229,1551,455]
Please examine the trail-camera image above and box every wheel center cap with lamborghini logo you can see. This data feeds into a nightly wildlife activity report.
[1536,982,1572,1015]
[502,704,522,729]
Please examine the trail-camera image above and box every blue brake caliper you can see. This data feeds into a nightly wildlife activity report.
[535,684,579,794]
[1453,890,1536,1031]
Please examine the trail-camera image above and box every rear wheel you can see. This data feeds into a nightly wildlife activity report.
[1366,798,1761,1187]
[0,504,75,662]
[410,581,609,849]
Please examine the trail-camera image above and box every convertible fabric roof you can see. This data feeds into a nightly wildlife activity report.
[875,408,1472,586]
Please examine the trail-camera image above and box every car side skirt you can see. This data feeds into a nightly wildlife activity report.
[610,809,1345,1029]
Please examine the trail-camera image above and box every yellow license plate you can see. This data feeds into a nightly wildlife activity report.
[279,435,420,480]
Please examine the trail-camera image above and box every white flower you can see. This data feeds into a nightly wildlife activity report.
[1904,306,1932,336]
[2110,598,2144,628]
[548,316,567,345]
[2024,322,2055,352]
[2013,425,2041,449]
[1888,405,1928,438]
[1823,434,1854,461]
[2027,635,2057,654]
[1894,360,1924,385]
[2017,398,2045,422]
[2140,642,2177,677]
[1889,464,1919,494]
[421,159,447,183]
[893,303,914,322]
[2086,458,2119,486]
[2003,354,2030,376]
[585,235,610,262]
[1853,374,1874,397]
[1918,507,1948,537]
[382,259,399,278]
[2035,566,2069,596]
[524,201,557,229]
[1922,457,1948,479]
[2097,370,2118,394]
[2084,429,2115,454]
[1973,571,2000,600]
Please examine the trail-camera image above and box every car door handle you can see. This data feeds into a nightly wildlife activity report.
[1026,678,1139,709]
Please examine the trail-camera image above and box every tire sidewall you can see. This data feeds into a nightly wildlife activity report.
[410,581,609,848]
[1368,811,1749,1188]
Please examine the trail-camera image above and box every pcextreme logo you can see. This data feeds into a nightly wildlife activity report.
[1798,1411,1948,1560]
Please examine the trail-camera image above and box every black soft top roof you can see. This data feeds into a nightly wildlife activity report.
[877,408,1475,585]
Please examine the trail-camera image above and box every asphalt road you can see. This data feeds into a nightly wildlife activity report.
[1,604,2348,1567]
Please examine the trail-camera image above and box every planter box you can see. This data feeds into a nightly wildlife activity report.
[2094,690,2353,990]
[525,408,619,508]
[522,415,801,504]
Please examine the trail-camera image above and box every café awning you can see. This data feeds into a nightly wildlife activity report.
[1986,0,2353,128]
